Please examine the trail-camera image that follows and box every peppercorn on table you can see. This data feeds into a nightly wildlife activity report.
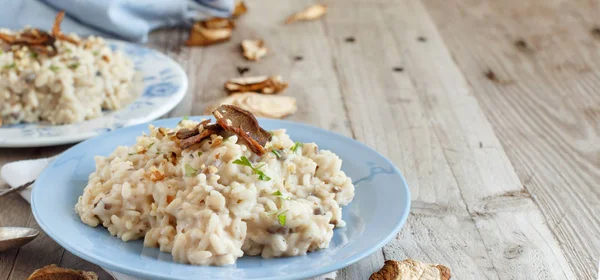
[1,0,598,279]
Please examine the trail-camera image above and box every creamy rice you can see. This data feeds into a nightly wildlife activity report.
[0,29,134,125]
[75,119,355,265]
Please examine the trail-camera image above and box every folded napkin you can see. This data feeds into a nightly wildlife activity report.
[0,0,234,42]
[1,156,338,280]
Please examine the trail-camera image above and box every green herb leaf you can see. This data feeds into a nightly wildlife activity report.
[92,51,99,56]
[233,156,271,181]
[272,190,290,200]
[49,65,59,72]
[30,52,38,59]
[277,212,287,226]
[271,150,281,158]
[197,151,203,157]
[183,116,189,120]
[148,142,155,148]
[257,171,271,181]
[184,164,197,177]
[128,152,137,155]
[65,48,72,53]
[3,63,15,69]
[272,190,283,196]
[68,63,80,69]
[233,156,252,168]
[291,142,303,153]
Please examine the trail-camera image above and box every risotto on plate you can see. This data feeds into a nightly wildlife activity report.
[0,12,134,126]
[75,105,355,266]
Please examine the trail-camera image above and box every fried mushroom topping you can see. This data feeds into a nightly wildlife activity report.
[212,105,272,156]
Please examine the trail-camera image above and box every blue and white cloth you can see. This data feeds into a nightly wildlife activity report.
[0,0,235,42]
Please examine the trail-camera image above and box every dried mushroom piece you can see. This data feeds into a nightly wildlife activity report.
[27,264,98,280]
[176,119,210,139]
[179,123,224,150]
[369,259,451,280]
[285,4,327,24]
[232,0,248,18]
[212,105,272,156]
[225,75,288,95]
[241,39,267,61]
[0,11,80,56]
[185,18,234,46]
[51,11,80,45]
[205,92,297,119]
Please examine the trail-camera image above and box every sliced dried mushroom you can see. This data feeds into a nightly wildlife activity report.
[0,11,80,56]
[51,11,80,45]
[212,105,272,156]
[179,123,223,150]
[285,4,327,24]
[369,259,451,280]
[224,75,288,95]
[175,119,210,139]
[232,0,248,18]
[241,39,268,61]
[185,18,234,46]
[27,264,98,280]
[205,92,297,119]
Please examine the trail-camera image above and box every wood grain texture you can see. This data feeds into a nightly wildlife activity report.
[323,0,577,278]
[422,0,600,279]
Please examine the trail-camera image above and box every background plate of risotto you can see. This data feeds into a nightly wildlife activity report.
[31,117,410,280]
[0,39,187,147]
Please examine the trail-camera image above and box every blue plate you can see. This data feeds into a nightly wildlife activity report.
[31,117,410,280]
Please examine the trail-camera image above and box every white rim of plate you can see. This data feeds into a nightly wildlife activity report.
[0,39,188,148]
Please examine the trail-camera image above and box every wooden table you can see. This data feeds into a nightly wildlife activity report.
[1,0,598,279]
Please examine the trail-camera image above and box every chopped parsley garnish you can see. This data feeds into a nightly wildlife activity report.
[92,51,99,56]
[30,52,38,59]
[233,156,271,181]
[184,164,197,177]
[65,48,72,53]
[272,190,290,200]
[183,116,189,120]
[277,211,288,226]
[271,150,281,158]
[3,63,15,69]
[148,142,155,148]
[128,152,137,155]
[197,151,203,157]
[291,142,303,153]
[68,63,80,69]
[49,65,59,72]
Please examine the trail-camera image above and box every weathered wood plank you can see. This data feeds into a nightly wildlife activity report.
[59,251,113,279]
[422,0,600,279]
[323,0,576,278]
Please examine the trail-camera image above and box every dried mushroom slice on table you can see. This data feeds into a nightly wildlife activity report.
[205,92,297,119]
[27,264,98,280]
[369,259,451,280]
[212,105,272,156]
[232,0,248,18]
[241,39,268,61]
[185,18,234,46]
[224,75,288,94]
[285,4,327,24]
